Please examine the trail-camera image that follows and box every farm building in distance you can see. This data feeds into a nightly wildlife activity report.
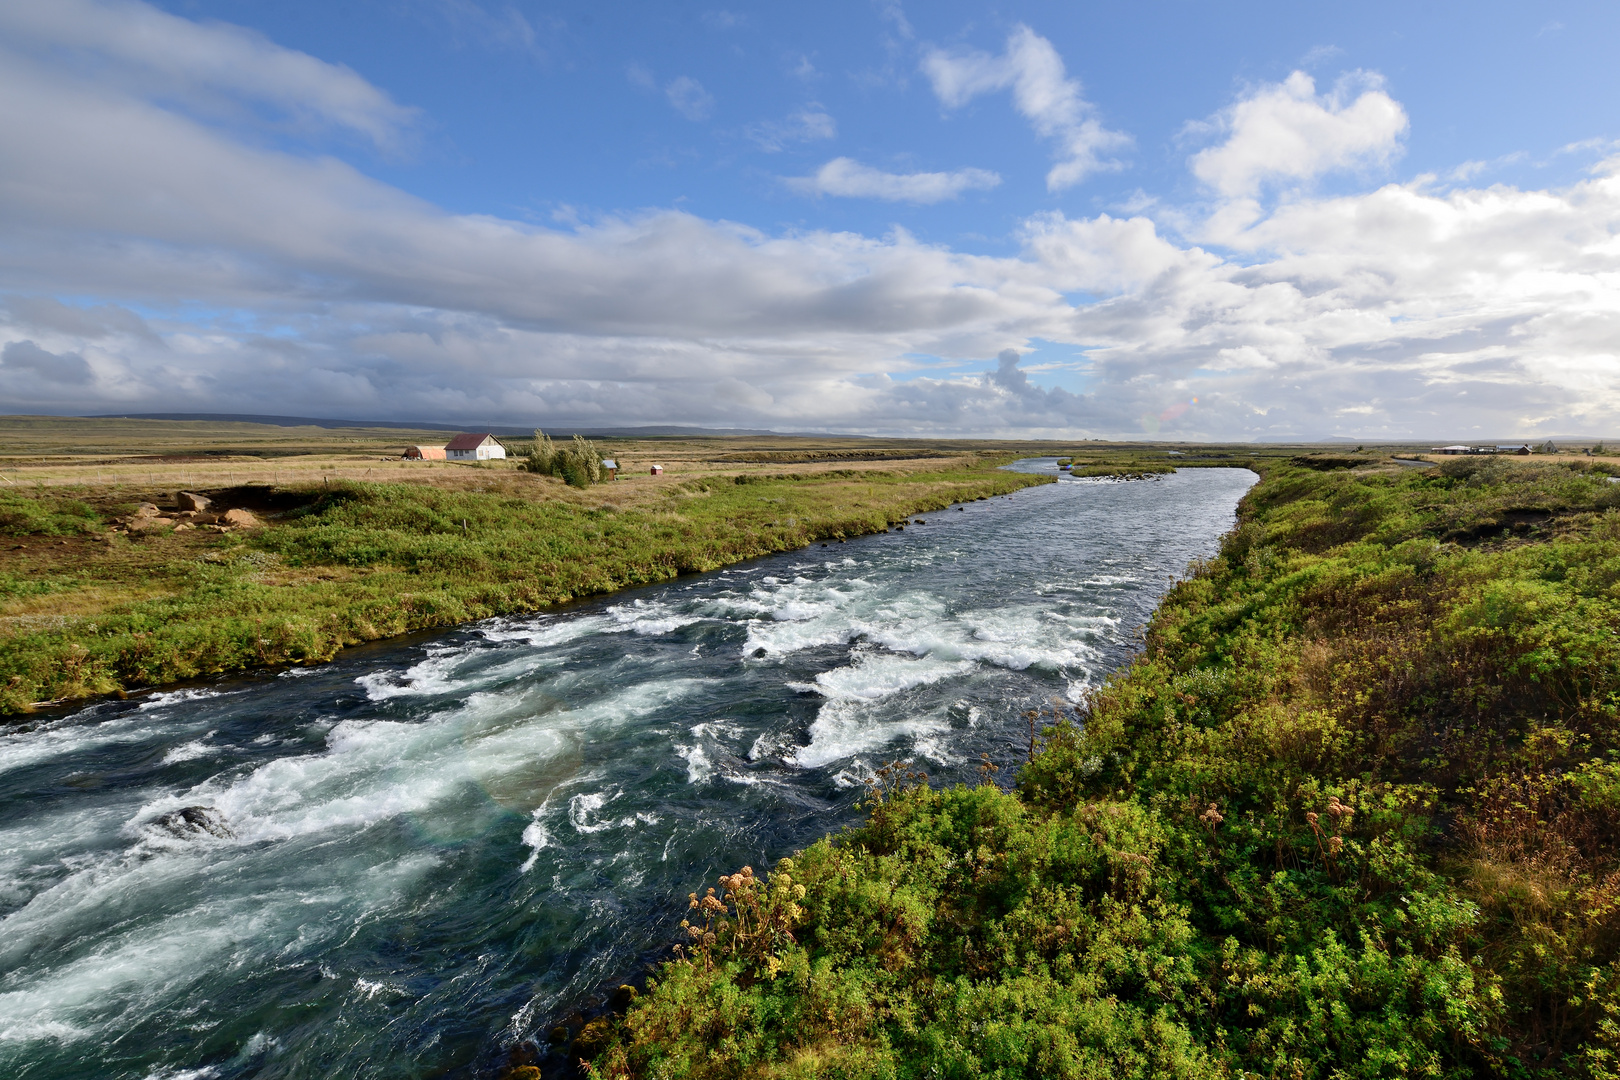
[1431,444,1534,456]
[444,433,506,461]
[402,445,446,460]
[649,464,664,475]
[600,458,618,480]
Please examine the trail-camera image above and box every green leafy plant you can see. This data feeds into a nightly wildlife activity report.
[593,458,1620,1079]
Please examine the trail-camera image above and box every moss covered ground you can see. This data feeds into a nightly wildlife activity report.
[585,455,1620,1079]
[0,461,1046,713]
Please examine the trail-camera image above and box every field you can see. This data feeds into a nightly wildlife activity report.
[1,417,1098,715]
[6,417,1614,718]
[588,452,1620,1080]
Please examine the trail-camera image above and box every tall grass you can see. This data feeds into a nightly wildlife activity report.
[525,430,610,487]
[0,464,1046,711]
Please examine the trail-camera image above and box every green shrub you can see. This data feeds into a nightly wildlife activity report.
[596,460,1620,1078]
[0,491,103,536]
[525,431,608,485]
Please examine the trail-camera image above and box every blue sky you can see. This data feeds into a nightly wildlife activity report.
[2,0,1619,438]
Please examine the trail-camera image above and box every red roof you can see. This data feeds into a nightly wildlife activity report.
[444,433,495,450]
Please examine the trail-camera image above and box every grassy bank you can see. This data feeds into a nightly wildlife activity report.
[584,455,1620,1079]
[0,462,1047,714]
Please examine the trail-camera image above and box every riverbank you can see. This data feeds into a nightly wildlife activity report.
[0,461,1048,714]
[0,464,1256,1080]
[588,454,1620,1079]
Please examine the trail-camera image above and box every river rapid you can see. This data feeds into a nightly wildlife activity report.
[0,463,1255,1079]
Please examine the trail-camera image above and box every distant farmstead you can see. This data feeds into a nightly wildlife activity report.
[1430,444,1533,456]
[444,433,506,461]
[402,445,446,460]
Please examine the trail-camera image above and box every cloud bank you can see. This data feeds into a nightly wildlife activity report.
[0,2,1616,440]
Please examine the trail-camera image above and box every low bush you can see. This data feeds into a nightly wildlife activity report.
[0,491,103,536]
[592,460,1620,1078]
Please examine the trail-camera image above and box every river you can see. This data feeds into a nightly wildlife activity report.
[0,463,1254,1079]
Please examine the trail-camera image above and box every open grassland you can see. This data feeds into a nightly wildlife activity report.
[587,454,1620,1080]
[0,433,1064,713]
[4,416,1610,719]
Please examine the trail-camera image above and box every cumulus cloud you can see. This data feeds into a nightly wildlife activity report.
[0,0,1616,441]
[922,25,1130,190]
[785,158,1001,203]
[1190,71,1408,198]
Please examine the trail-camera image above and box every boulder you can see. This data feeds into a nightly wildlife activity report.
[572,1017,612,1060]
[151,805,234,839]
[221,508,261,528]
[177,491,212,512]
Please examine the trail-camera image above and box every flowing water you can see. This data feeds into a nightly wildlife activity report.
[0,463,1254,1079]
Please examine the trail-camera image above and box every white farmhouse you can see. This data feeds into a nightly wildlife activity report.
[444,433,506,461]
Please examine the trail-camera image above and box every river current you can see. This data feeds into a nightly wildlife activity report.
[0,463,1254,1079]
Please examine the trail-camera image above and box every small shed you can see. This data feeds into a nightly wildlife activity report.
[649,464,664,475]
[403,445,446,460]
[600,458,618,480]
[445,433,506,461]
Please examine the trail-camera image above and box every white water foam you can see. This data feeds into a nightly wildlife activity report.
[566,790,659,835]
[142,1068,220,1080]
[673,720,747,785]
[139,689,241,712]
[604,599,703,636]
[477,614,611,647]
[0,852,442,1046]
[160,739,217,765]
[0,714,178,780]
[0,674,709,1046]
[355,640,561,702]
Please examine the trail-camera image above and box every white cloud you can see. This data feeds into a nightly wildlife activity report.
[745,107,837,152]
[665,76,715,121]
[875,0,913,41]
[785,158,1000,203]
[0,1,1617,440]
[0,0,416,149]
[922,25,1130,190]
[1190,71,1408,198]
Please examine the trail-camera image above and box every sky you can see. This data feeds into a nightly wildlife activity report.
[1,0,1618,439]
